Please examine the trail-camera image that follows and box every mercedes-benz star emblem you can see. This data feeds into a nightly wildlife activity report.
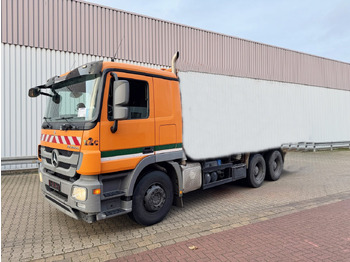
[51,149,59,167]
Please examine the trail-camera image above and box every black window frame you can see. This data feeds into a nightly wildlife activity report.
[108,76,150,121]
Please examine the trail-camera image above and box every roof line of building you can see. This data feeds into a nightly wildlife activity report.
[77,0,349,66]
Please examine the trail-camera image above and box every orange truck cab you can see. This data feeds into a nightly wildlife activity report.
[29,59,284,225]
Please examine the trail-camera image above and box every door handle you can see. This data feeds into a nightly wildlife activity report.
[142,147,154,154]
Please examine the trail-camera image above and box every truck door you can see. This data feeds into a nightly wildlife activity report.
[99,72,155,174]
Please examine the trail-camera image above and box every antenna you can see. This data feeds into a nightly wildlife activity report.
[111,35,125,62]
[69,59,76,71]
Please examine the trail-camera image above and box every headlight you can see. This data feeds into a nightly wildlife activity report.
[72,186,87,201]
[39,171,43,183]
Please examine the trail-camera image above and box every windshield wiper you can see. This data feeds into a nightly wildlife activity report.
[55,117,77,130]
[55,116,73,122]
[60,123,76,131]
[43,117,53,129]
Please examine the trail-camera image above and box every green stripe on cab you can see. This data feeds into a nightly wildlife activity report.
[101,147,144,158]
[101,143,183,158]
[154,143,182,151]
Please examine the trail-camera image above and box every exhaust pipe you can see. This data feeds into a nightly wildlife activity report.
[171,51,179,76]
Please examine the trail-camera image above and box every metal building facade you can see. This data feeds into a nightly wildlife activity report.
[1,43,161,170]
[1,0,350,170]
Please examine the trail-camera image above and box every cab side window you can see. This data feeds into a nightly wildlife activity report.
[108,77,149,121]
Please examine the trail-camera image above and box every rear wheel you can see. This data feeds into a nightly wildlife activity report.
[129,171,173,226]
[265,150,284,181]
[246,154,266,188]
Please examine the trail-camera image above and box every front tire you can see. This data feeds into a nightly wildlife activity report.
[246,154,266,188]
[265,150,284,181]
[129,171,173,226]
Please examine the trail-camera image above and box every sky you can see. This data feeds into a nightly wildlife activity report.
[87,0,350,63]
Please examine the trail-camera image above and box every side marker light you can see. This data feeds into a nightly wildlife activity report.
[93,188,101,195]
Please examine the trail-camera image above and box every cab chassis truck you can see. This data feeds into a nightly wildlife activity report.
[29,52,349,226]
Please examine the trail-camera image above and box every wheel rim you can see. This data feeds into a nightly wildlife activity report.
[272,154,282,173]
[273,160,278,170]
[254,162,264,182]
[143,184,166,212]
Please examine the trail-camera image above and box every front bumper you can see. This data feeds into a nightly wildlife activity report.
[39,164,101,222]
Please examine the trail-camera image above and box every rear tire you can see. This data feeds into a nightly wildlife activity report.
[129,171,173,226]
[246,154,266,188]
[265,150,283,181]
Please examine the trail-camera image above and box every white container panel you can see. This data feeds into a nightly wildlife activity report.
[179,71,350,160]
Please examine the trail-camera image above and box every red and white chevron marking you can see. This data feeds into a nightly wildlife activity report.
[41,134,82,146]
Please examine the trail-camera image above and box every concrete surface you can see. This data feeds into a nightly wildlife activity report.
[1,151,350,261]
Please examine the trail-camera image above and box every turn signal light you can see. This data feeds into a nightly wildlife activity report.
[93,188,101,195]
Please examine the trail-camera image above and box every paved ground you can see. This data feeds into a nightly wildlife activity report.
[112,198,350,262]
[1,150,350,261]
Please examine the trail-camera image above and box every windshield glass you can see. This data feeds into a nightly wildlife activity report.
[45,74,100,122]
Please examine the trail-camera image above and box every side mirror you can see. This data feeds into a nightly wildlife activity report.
[52,93,61,104]
[111,80,130,133]
[113,80,130,120]
[28,88,40,97]
[113,107,128,120]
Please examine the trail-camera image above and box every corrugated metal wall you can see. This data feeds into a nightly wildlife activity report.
[1,43,161,170]
[2,0,350,91]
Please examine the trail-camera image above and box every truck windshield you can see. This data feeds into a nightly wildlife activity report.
[45,74,101,122]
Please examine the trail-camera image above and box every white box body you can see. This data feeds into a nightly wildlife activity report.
[179,71,350,160]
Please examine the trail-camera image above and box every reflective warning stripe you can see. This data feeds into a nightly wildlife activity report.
[41,134,81,146]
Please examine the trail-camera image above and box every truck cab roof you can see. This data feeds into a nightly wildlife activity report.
[101,61,178,81]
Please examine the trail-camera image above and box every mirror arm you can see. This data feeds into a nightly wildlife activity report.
[37,88,58,98]
[110,120,118,133]
[40,92,53,97]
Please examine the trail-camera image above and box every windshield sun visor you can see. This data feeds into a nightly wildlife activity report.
[33,61,103,90]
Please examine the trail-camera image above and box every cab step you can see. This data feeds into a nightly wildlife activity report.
[104,208,128,216]
[102,190,125,199]
[96,208,129,220]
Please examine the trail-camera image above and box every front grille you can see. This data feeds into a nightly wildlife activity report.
[46,158,71,169]
[59,162,71,169]
[41,146,80,179]
[44,168,80,182]
[44,147,74,157]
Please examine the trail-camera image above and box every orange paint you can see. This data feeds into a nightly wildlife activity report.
[40,62,182,176]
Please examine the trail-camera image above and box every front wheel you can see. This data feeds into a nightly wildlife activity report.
[246,154,266,188]
[129,171,173,226]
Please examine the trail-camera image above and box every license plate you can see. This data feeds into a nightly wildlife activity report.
[49,180,61,192]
